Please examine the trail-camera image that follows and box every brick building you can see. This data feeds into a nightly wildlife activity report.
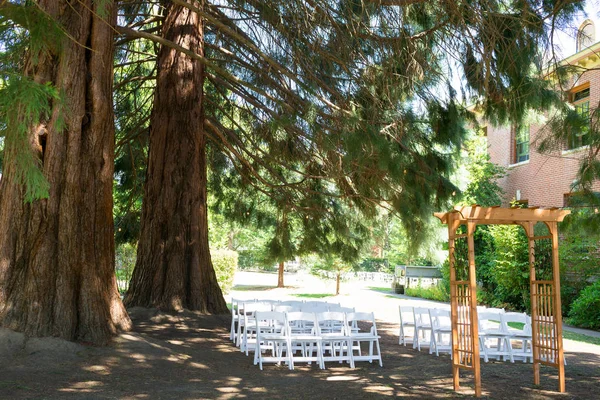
[486,18,600,207]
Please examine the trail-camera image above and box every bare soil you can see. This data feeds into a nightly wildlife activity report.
[1,307,598,399]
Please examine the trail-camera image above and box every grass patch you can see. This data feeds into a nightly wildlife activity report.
[563,331,600,346]
[292,293,332,299]
[368,286,392,293]
[231,285,276,291]
[484,322,600,346]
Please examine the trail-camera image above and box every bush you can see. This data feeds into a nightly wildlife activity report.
[488,225,530,311]
[212,249,238,294]
[567,280,600,330]
[405,281,449,302]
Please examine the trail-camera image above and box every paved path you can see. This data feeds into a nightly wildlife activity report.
[229,271,600,355]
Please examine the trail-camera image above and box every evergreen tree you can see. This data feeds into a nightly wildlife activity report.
[0,1,131,344]
[116,0,582,312]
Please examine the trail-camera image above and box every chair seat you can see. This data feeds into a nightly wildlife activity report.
[350,332,380,339]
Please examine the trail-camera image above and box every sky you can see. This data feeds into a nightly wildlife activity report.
[552,0,600,59]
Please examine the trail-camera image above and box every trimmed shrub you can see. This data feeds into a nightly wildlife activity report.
[212,249,238,294]
[405,281,449,302]
[567,280,600,330]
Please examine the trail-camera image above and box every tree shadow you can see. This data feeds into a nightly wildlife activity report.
[1,311,598,399]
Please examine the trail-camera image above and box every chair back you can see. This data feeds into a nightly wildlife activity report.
[503,312,531,335]
[315,311,347,335]
[429,308,451,329]
[399,305,414,324]
[413,307,432,327]
[255,311,287,333]
[286,311,318,335]
[478,310,506,333]
[347,312,378,335]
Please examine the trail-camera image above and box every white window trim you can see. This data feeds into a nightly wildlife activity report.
[508,159,530,168]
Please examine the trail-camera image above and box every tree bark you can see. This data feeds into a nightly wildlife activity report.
[336,272,341,295]
[278,261,285,288]
[0,0,131,345]
[124,0,227,313]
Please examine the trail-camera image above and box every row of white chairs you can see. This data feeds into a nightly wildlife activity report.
[230,299,352,347]
[250,310,383,370]
[398,305,535,363]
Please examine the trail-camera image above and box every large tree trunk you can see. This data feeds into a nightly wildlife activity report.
[0,0,131,345]
[124,1,227,313]
[278,262,284,288]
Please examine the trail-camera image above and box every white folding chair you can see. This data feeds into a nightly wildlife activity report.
[273,304,301,313]
[429,308,452,357]
[346,312,383,366]
[398,305,415,346]
[240,301,273,355]
[286,312,323,369]
[413,307,432,351]
[279,300,305,307]
[253,311,291,370]
[478,311,513,362]
[503,312,532,363]
[233,298,256,346]
[316,311,354,369]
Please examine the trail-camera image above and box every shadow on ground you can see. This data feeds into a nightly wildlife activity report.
[0,308,598,399]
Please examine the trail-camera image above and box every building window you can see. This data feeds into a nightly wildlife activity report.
[567,85,590,150]
[514,124,529,163]
[576,20,595,52]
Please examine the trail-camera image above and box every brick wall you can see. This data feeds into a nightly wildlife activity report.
[487,68,600,207]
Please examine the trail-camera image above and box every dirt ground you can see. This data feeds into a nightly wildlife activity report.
[1,307,599,399]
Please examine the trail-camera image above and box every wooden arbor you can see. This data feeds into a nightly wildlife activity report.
[434,206,570,397]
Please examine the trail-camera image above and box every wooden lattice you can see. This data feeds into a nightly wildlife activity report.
[435,206,569,397]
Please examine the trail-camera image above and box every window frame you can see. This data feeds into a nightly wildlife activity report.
[566,84,591,151]
[514,124,530,164]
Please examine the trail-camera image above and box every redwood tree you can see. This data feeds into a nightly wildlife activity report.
[124,0,227,313]
[118,0,581,312]
[0,1,131,344]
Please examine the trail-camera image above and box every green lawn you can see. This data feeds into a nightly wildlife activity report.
[292,293,332,299]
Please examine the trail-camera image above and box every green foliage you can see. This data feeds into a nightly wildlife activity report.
[0,77,61,201]
[356,258,390,273]
[405,282,449,302]
[115,243,137,293]
[566,280,600,330]
[0,2,67,202]
[311,255,353,276]
[237,249,275,272]
[559,208,600,315]
[459,131,505,207]
[211,249,238,294]
[113,31,156,244]
[488,225,530,311]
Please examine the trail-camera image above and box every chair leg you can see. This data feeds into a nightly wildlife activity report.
[413,327,418,349]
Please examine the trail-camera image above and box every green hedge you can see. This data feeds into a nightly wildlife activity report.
[405,282,449,302]
[567,280,600,330]
[212,249,238,294]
